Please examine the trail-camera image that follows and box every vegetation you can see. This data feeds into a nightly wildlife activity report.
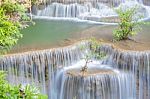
[80,38,106,74]
[0,8,22,53]
[31,0,46,5]
[0,71,48,99]
[0,1,48,98]
[0,0,31,53]
[31,0,38,5]
[113,6,143,41]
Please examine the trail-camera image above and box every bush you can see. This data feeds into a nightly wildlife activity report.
[1,0,30,21]
[113,6,142,41]
[1,1,25,14]
[0,71,48,99]
[80,38,106,74]
[0,8,22,53]
[31,0,38,5]
[0,0,31,53]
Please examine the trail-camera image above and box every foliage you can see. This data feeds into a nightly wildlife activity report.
[0,8,22,53]
[89,38,106,59]
[0,71,48,99]
[31,0,38,5]
[31,0,48,5]
[1,0,30,23]
[80,38,106,73]
[113,6,142,41]
[1,0,25,14]
[0,0,31,54]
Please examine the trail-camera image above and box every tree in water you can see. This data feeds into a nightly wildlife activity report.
[80,38,106,75]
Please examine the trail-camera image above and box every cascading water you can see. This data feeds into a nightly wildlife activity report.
[0,41,149,99]
[33,0,150,24]
[54,60,135,99]
[100,44,150,99]
[0,41,88,95]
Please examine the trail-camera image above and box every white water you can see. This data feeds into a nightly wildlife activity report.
[0,41,149,99]
[34,0,150,24]
[0,41,89,94]
[101,44,150,99]
[54,60,135,99]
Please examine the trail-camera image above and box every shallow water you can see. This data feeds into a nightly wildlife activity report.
[10,19,150,53]
[11,19,93,53]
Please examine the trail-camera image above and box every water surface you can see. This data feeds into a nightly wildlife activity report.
[11,19,93,53]
[11,19,150,53]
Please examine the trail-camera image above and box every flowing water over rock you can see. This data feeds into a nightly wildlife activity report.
[0,41,149,99]
[33,0,150,24]
[54,61,135,99]
[0,42,88,94]
[101,44,150,99]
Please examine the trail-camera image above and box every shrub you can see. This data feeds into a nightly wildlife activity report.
[0,71,48,99]
[0,8,22,53]
[113,6,142,41]
[80,38,106,74]
[0,0,31,53]
[1,1,25,14]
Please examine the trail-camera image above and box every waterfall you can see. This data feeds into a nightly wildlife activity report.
[101,44,150,99]
[54,61,135,99]
[33,0,150,24]
[36,3,116,20]
[0,41,89,95]
[0,41,149,99]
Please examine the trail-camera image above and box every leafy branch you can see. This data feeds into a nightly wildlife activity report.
[80,38,106,75]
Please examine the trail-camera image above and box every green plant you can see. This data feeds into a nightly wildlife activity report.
[113,6,142,41]
[31,0,48,5]
[31,0,38,5]
[0,71,48,99]
[80,38,106,74]
[1,0,30,22]
[0,8,22,53]
[0,0,32,54]
[1,0,25,14]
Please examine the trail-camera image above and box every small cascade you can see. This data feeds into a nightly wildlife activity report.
[0,41,149,99]
[33,0,150,24]
[100,44,150,99]
[36,2,116,21]
[54,61,136,99]
[37,0,145,5]
[0,41,89,95]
